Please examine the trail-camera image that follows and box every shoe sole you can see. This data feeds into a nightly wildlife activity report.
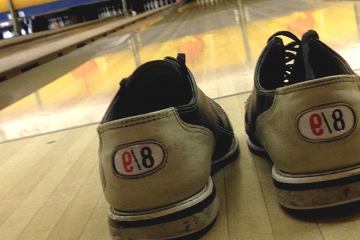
[246,136,360,210]
[108,177,218,240]
[108,136,238,239]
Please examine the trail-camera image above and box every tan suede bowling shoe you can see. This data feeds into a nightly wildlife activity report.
[246,30,360,210]
[98,54,238,239]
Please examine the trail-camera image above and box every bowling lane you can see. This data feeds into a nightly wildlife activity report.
[2,0,360,142]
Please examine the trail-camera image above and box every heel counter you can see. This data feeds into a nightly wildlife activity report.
[98,108,215,211]
[256,75,360,174]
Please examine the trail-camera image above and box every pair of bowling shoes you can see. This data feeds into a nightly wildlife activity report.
[98,30,360,239]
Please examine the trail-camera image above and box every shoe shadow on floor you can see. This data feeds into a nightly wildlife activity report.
[284,201,360,223]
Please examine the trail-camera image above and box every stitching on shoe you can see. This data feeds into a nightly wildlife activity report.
[255,77,358,132]
[172,108,215,139]
[98,109,215,140]
[277,75,359,94]
[97,111,172,133]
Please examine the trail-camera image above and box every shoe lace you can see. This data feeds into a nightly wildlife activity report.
[120,78,128,87]
[268,31,301,85]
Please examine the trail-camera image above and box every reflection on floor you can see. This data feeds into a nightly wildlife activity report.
[2,0,360,141]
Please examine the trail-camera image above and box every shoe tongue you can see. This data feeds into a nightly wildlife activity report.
[273,40,287,88]
[122,54,186,89]
[122,60,180,89]
[287,30,319,84]
[261,37,287,89]
[265,31,305,88]
[287,45,306,84]
[300,30,320,80]
[117,56,192,116]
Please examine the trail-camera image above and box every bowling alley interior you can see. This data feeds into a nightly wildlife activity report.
[1,0,360,239]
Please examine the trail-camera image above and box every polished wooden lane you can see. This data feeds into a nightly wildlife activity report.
[1,93,360,240]
[0,4,178,80]
[2,0,360,141]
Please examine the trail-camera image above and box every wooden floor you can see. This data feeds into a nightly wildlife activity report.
[1,93,360,240]
[2,0,360,239]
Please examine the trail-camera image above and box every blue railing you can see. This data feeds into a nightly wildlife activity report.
[0,0,108,21]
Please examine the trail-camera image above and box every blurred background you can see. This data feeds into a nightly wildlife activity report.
[1,0,359,142]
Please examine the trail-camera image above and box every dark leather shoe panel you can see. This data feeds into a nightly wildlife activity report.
[162,56,237,162]
[245,88,275,146]
[176,87,235,161]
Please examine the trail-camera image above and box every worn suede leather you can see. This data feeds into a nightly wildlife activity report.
[256,75,360,174]
[98,108,215,211]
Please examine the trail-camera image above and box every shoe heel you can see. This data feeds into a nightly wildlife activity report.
[108,178,218,240]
